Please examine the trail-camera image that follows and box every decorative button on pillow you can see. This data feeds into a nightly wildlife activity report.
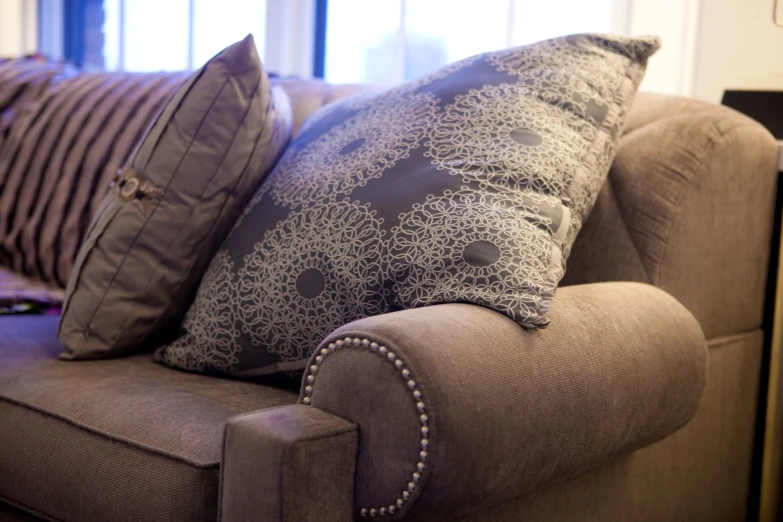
[58,35,293,359]
[157,33,660,376]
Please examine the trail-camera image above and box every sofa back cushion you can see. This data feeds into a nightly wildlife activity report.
[561,92,780,339]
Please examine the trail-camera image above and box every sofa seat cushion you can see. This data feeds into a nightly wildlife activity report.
[0,316,298,522]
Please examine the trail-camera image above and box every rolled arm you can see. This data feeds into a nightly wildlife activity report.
[300,282,707,520]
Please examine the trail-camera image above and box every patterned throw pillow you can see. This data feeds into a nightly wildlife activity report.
[157,33,660,377]
[58,35,293,359]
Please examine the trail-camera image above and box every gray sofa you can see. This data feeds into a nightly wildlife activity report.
[0,79,779,522]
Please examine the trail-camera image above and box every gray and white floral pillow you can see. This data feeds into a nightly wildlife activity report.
[156,33,660,377]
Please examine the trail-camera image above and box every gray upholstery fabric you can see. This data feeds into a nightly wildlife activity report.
[562,92,780,339]
[272,78,378,136]
[300,282,707,520]
[0,315,298,522]
[442,330,763,522]
[158,34,659,377]
[221,405,357,522]
[59,35,293,359]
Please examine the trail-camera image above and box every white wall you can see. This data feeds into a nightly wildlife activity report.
[624,0,701,96]
[0,0,37,58]
[619,0,783,101]
[693,0,783,103]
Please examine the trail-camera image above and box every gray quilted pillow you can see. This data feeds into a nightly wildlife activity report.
[59,35,293,359]
[157,33,660,376]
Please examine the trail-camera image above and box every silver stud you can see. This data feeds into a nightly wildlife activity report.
[412,472,421,483]
[302,397,311,405]
[370,342,379,352]
[387,352,396,362]
[315,355,323,364]
[401,369,411,379]
[361,339,370,347]
[394,360,404,370]
[320,347,329,356]
[419,414,428,425]
[413,390,422,400]
[336,340,344,348]
[421,426,429,437]
[417,461,425,472]
[369,508,378,518]
[344,337,354,345]
[402,491,411,501]
[360,508,368,518]
[416,401,425,412]
[304,385,313,394]
[408,481,417,492]
[379,507,387,516]
[352,337,361,345]
[310,365,318,375]
[388,505,397,515]
[396,498,405,509]
[378,346,388,356]
[328,343,337,352]
[307,375,315,384]
[420,450,428,461]
[421,438,429,449]
[407,379,416,390]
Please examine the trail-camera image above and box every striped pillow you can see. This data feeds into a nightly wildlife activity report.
[0,58,76,156]
[0,66,188,289]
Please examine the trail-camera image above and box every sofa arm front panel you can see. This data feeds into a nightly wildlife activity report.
[220,405,357,522]
[300,282,707,520]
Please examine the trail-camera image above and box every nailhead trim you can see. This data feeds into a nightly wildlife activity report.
[301,336,429,518]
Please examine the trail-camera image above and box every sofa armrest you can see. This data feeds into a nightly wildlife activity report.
[220,405,357,522]
[301,282,707,521]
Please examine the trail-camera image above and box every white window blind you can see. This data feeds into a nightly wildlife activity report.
[324,0,616,85]
[102,0,266,71]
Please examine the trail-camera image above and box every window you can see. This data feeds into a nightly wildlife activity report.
[323,0,615,85]
[101,0,266,71]
[52,0,615,79]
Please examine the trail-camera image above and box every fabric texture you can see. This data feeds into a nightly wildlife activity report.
[442,330,763,522]
[0,57,77,155]
[299,282,707,520]
[0,315,298,522]
[561,92,780,339]
[0,62,185,289]
[157,33,660,377]
[59,35,293,359]
[221,405,357,522]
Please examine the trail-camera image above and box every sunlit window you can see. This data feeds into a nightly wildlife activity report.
[324,0,614,85]
[102,0,266,72]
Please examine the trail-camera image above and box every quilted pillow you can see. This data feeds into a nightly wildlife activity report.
[157,33,660,376]
[58,35,293,359]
